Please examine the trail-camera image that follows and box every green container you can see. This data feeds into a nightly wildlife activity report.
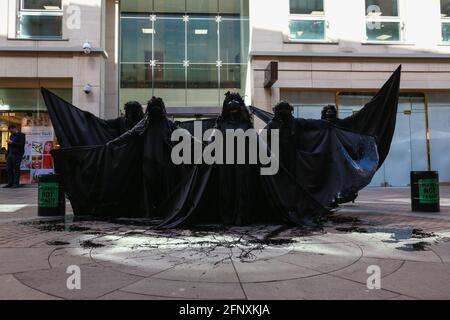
[411,171,440,213]
[38,174,66,217]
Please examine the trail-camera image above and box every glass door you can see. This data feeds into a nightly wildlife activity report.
[338,93,428,187]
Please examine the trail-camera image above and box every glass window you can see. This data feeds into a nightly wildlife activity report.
[119,0,250,110]
[154,0,186,13]
[366,21,400,41]
[220,65,243,89]
[289,20,326,41]
[187,0,218,14]
[187,18,218,63]
[188,65,218,89]
[154,17,185,63]
[154,64,186,89]
[120,64,152,89]
[290,0,324,15]
[442,0,450,17]
[18,14,63,39]
[219,0,249,17]
[443,23,450,42]
[289,0,326,41]
[442,1,450,42]
[365,0,398,17]
[121,0,153,13]
[22,0,62,10]
[120,16,153,63]
[365,0,401,42]
[220,19,248,63]
[17,0,63,39]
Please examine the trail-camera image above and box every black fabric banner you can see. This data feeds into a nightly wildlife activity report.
[250,65,402,169]
[41,88,122,148]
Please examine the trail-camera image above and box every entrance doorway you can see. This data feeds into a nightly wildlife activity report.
[339,93,428,187]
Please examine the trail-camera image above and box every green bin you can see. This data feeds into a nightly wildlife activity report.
[38,174,66,217]
[410,171,440,213]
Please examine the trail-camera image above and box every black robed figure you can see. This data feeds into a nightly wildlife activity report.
[252,66,402,208]
[157,92,275,228]
[50,96,191,218]
[106,97,189,217]
[265,101,379,209]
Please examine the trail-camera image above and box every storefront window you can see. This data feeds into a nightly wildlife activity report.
[119,0,249,111]
[0,88,71,184]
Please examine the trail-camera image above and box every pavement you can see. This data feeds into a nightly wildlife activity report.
[1,186,450,300]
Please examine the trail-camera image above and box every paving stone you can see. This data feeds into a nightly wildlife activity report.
[48,248,93,269]
[0,248,52,275]
[330,257,405,284]
[122,278,246,300]
[243,274,399,300]
[98,290,190,300]
[429,241,450,264]
[91,247,180,277]
[0,275,60,300]
[277,242,361,273]
[15,264,143,300]
[2,187,450,300]
[154,260,239,283]
[232,259,320,283]
[381,261,450,299]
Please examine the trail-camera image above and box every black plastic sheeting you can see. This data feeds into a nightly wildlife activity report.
[44,67,401,228]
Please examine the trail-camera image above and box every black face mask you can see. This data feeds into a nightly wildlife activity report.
[276,109,293,122]
[228,100,241,113]
[324,111,337,122]
[149,106,165,120]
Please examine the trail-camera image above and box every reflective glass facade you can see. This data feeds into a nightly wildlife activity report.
[119,0,250,112]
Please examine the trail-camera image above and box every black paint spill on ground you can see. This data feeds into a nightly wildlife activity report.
[46,241,70,246]
[397,242,430,252]
[327,214,361,224]
[80,240,105,249]
[412,229,436,239]
[335,226,368,233]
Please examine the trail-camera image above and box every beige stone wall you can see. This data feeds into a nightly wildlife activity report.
[104,0,119,119]
[0,0,107,117]
[249,0,450,55]
[249,0,450,111]
[252,57,450,111]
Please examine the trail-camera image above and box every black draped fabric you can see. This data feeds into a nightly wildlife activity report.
[338,66,401,168]
[52,142,143,217]
[42,86,217,147]
[41,88,126,148]
[264,118,379,207]
[250,67,401,207]
[157,114,276,229]
[52,115,192,218]
[157,98,331,229]
[250,66,401,169]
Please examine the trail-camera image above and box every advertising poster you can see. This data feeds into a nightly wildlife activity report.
[20,113,55,184]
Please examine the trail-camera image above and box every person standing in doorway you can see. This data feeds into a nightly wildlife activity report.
[3,125,25,189]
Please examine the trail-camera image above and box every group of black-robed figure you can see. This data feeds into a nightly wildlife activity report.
[41,66,401,229]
